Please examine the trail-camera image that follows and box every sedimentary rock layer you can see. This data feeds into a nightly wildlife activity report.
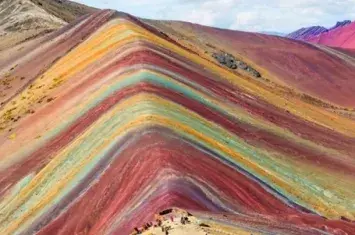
[146,20,355,107]
[0,10,355,235]
[307,21,355,49]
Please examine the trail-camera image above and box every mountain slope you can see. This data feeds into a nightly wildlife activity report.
[328,20,351,31]
[30,0,97,22]
[0,0,96,51]
[287,20,355,49]
[0,9,355,235]
[287,26,327,40]
[146,20,355,107]
[307,21,355,49]
[287,20,352,40]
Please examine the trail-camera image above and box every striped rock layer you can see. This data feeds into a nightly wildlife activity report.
[286,20,353,49]
[0,10,355,235]
[307,21,355,49]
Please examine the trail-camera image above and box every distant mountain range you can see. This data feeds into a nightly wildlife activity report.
[287,20,355,49]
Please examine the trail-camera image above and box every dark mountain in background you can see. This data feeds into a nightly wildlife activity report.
[287,20,355,49]
[307,21,355,49]
[328,20,351,31]
[287,26,327,40]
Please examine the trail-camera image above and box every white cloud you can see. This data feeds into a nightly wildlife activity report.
[228,0,355,32]
[171,0,237,26]
[180,9,218,26]
[230,12,262,31]
[75,0,355,33]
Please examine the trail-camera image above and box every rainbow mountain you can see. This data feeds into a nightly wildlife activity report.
[0,8,355,235]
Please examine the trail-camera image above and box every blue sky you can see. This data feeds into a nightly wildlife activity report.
[74,0,355,33]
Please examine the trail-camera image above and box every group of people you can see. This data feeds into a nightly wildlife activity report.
[180,216,190,225]
[131,209,192,235]
[132,217,170,234]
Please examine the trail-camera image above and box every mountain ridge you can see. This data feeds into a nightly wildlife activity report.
[0,6,355,235]
[307,21,355,49]
[287,26,327,40]
[287,20,355,48]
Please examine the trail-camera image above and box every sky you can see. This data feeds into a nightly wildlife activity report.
[74,0,355,33]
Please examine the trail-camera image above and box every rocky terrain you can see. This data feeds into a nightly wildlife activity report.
[133,208,265,235]
[30,0,97,22]
[307,21,355,49]
[0,0,96,50]
[0,3,355,235]
[287,25,328,40]
[212,52,261,77]
[287,20,354,49]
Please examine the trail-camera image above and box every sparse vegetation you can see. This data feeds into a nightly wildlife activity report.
[30,0,97,23]
[0,0,97,50]
[300,93,336,109]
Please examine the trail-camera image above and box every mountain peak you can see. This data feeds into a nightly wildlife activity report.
[287,19,355,49]
[1,5,355,235]
[286,25,327,40]
[328,20,351,31]
[287,19,353,44]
